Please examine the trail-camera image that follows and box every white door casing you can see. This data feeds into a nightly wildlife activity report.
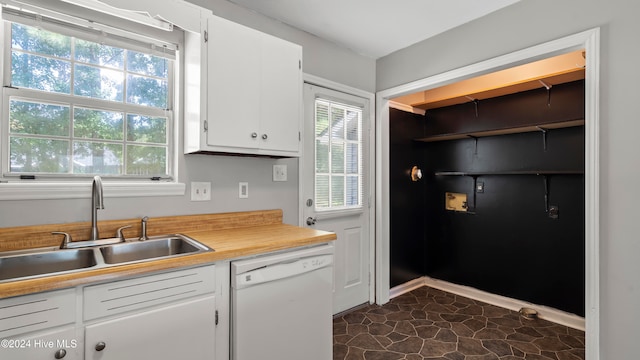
[375,28,600,360]
[301,76,375,314]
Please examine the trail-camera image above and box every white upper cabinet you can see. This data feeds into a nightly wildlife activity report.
[185,14,303,157]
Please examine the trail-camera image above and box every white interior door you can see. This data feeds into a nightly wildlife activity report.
[302,83,372,314]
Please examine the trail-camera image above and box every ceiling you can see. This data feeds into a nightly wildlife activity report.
[226,0,521,59]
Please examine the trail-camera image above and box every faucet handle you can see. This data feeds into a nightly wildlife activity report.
[116,225,132,242]
[52,232,72,249]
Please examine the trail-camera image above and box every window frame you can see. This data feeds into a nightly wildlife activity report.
[0,2,186,199]
[313,97,364,213]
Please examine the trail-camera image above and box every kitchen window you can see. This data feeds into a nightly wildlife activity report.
[1,4,178,181]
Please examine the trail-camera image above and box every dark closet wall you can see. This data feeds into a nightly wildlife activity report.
[389,80,586,316]
[389,108,427,287]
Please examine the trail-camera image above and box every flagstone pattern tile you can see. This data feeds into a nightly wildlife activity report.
[333,286,585,360]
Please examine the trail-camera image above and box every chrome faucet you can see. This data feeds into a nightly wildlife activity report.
[90,175,104,241]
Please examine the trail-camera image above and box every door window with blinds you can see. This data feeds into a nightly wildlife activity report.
[314,98,363,211]
[1,5,177,178]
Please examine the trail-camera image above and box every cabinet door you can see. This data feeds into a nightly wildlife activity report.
[85,295,216,360]
[207,16,261,151]
[0,326,79,360]
[259,33,302,155]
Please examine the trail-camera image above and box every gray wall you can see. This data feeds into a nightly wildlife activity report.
[377,0,639,356]
[0,0,375,228]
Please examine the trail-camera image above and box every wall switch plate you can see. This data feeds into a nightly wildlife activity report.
[191,182,211,201]
[239,182,249,198]
[273,164,287,182]
[476,182,484,193]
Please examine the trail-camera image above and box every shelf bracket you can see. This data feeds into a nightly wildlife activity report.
[536,126,548,151]
[467,135,478,154]
[543,175,549,213]
[466,96,479,117]
[539,80,552,107]
[471,175,478,210]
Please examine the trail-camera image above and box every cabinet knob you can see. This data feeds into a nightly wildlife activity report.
[95,342,106,351]
[261,134,268,140]
[54,349,67,359]
[251,132,258,138]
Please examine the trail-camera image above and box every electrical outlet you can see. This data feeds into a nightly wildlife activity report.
[273,164,287,182]
[239,182,248,198]
[190,182,211,201]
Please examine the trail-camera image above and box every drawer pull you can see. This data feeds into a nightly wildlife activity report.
[95,342,106,351]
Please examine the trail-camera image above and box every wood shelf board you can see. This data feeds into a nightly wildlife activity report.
[415,119,584,143]
[391,50,586,111]
[412,69,585,111]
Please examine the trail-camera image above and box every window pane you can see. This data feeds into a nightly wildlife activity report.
[347,176,359,206]
[316,102,329,137]
[346,110,359,141]
[74,108,123,140]
[75,39,124,69]
[10,137,69,173]
[346,143,359,174]
[74,64,124,101]
[10,100,70,137]
[73,142,123,174]
[331,175,344,207]
[11,52,71,93]
[331,106,345,140]
[331,143,344,173]
[127,114,167,144]
[126,74,167,108]
[316,139,329,173]
[11,23,71,58]
[127,51,169,78]
[126,145,166,175]
[316,175,329,208]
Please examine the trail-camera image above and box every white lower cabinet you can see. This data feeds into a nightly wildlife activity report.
[84,295,216,360]
[0,264,225,360]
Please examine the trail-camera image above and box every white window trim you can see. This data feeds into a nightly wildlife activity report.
[0,181,185,200]
[0,0,190,200]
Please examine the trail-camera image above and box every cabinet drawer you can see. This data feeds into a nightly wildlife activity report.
[83,265,215,321]
[0,288,76,338]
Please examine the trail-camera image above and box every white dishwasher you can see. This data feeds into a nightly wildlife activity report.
[231,243,333,360]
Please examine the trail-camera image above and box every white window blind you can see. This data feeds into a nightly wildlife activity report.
[314,98,363,211]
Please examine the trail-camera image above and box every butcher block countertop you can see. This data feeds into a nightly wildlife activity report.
[0,210,336,299]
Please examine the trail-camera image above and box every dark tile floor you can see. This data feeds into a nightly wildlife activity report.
[333,286,585,360]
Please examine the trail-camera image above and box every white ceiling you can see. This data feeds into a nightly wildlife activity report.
[227,0,520,59]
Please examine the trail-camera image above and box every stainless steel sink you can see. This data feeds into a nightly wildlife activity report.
[0,234,211,283]
[0,248,97,282]
[99,234,210,264]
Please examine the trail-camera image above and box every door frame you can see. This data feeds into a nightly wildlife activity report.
[299,73,377,305]
[375,28,600,359]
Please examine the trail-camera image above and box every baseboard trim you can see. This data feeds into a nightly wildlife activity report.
[390,276,585,331]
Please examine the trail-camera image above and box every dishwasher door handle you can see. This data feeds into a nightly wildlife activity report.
[233,254,333,289]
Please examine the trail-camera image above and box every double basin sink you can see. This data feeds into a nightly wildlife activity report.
[0,234,212,283]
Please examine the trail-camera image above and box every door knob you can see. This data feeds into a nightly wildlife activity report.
[306,217,317,226]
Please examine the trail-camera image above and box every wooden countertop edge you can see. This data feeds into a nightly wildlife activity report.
[0,224,336,299]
